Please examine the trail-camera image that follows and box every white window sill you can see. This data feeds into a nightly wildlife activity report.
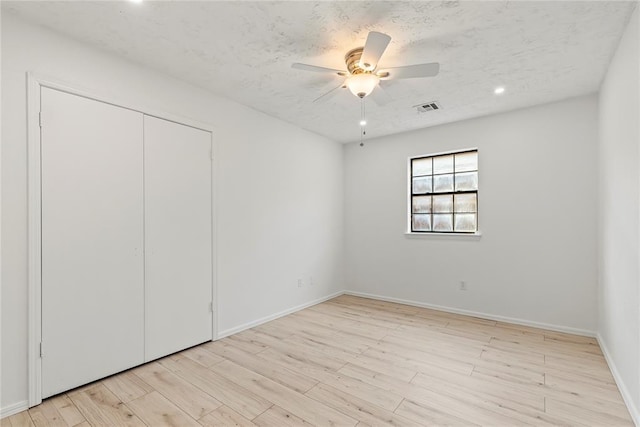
[405,231,482,240]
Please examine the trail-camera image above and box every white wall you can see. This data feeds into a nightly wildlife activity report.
[345,95,598,333]
[597,6,639,423]
[1,12,344,413]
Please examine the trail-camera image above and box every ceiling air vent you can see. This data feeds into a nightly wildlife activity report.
[415,101,441,113]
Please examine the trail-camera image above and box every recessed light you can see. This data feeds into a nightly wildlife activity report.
[130,0,143,3]
[359,120,367,126]
[494,86,505,95]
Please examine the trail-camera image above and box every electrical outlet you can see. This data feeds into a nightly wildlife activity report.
[460,281,467,291]
[298,279,303,288]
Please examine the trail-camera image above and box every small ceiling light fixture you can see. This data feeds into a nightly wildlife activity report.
[130,0,143,3]
[494,86,506,95]
[346,73,380,98]
[359,119,367,126]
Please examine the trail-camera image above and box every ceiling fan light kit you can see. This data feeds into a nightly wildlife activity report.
[344,46,381,98]
[347,73,380,98]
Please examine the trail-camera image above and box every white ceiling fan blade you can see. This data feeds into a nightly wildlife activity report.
[369,83,393,106]
[379,62,440,80]
[313,82,346,104]
[360,31,391,71]
[292,63,347,76]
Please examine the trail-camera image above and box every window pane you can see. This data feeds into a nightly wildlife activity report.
[455,151,478,172]
[433,214,453,232]
[412,196,431,213]
[455,172,478,191]
[454,213,477,232]
[412,214,431,231]
[454,193,477,213]
[409,150,479,234]
[432,194,453,213]
[412,177,432,194]
[433,174,454,192]
[412,158,432,176]
[433,154,454,174]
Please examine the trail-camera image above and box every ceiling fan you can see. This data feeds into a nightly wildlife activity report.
[292,31,440,104]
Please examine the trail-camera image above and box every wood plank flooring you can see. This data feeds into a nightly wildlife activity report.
[2,295,633,426]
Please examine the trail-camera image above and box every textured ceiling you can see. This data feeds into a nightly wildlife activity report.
[3,1,636,143]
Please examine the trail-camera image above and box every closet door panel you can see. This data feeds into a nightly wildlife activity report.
[41,87,144,398]
[144,115,213,361]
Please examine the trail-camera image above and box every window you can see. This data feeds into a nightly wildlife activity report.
[410,149,478,233]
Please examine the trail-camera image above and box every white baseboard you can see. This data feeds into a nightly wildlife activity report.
[217,289,597,340]
[344,290,596,337]
[1,400,29,419]
[597,334,640,426]
[216,291,344,339]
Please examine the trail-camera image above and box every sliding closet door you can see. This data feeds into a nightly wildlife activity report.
[144,116,213,361]
[41,87,144,398]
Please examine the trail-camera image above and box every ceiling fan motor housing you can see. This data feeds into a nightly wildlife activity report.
[345,47,367,74]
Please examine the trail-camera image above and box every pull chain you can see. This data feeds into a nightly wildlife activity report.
[360,97,366,147]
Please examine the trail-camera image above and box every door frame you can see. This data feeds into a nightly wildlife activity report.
[26,73,219,407]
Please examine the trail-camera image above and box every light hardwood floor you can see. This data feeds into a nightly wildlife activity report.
[2,295,634,426]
